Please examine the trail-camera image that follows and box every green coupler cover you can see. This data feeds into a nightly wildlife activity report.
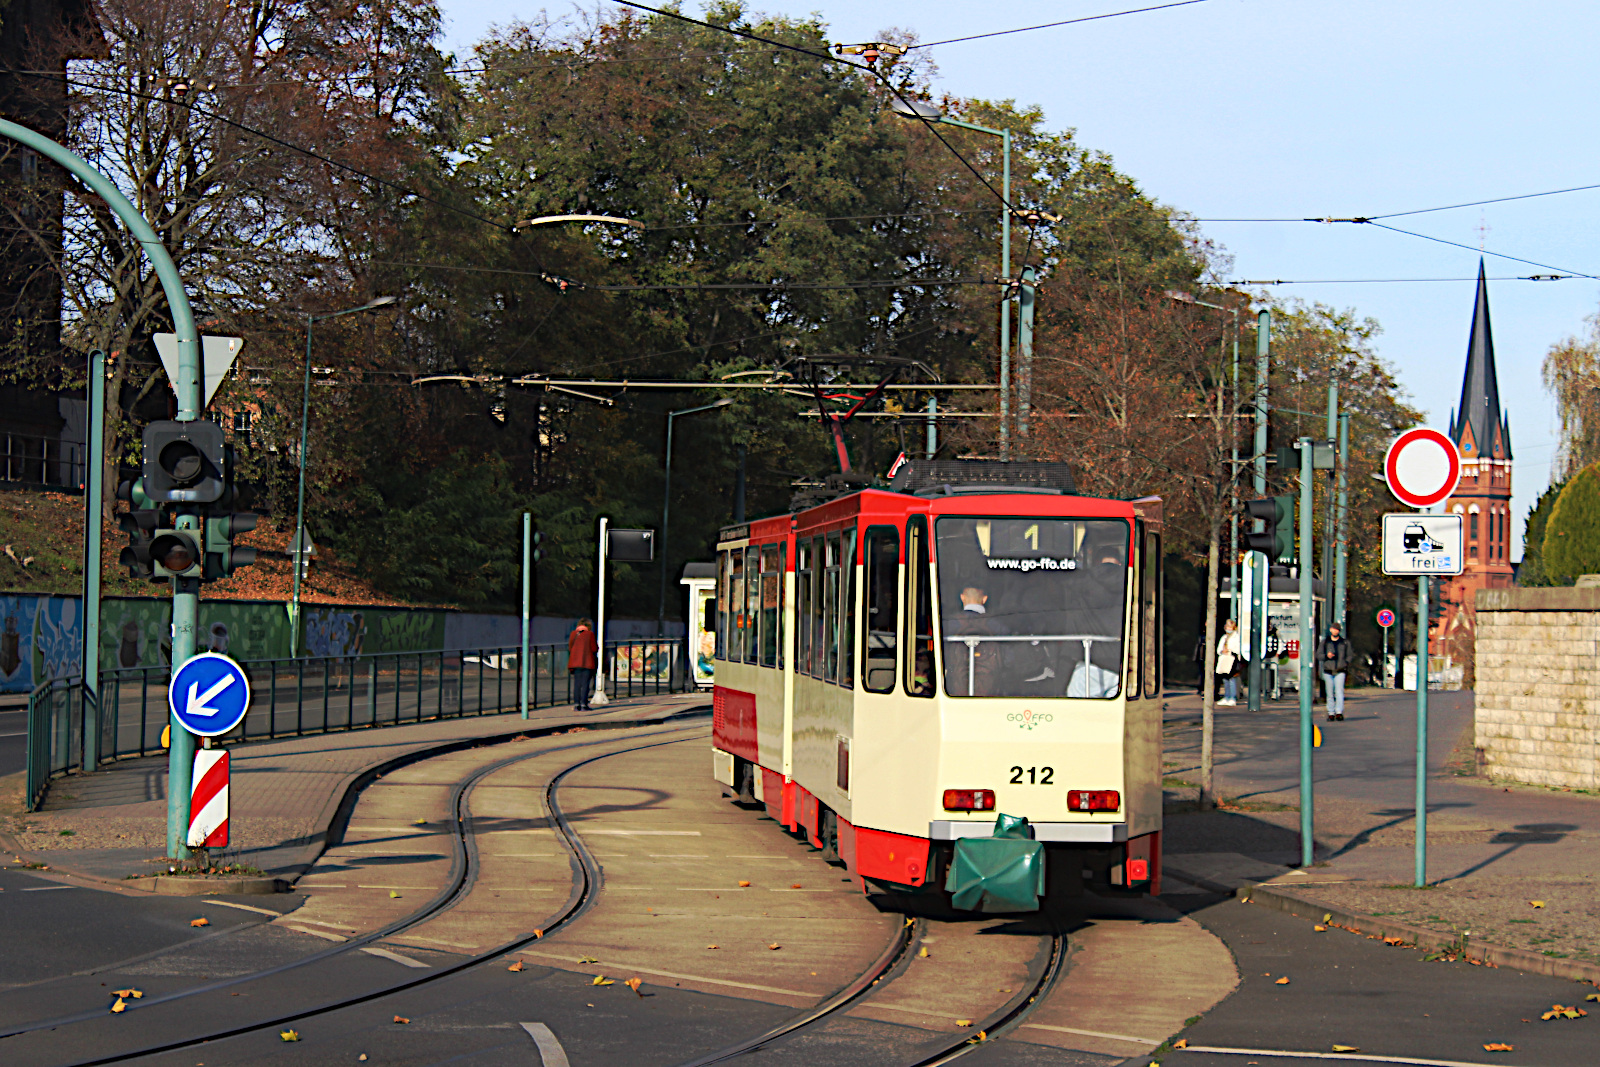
[943,813,1045,913]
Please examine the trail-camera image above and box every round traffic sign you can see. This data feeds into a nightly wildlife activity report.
[1376,608,1396,629]
[168,652,251,737]
[1384,428,1460,508]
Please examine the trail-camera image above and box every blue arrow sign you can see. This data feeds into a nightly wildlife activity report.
[168,652,251,737]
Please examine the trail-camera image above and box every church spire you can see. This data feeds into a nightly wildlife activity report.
[1454,259,1511,460]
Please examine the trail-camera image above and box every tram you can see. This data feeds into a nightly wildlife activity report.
[710,459,1164,912]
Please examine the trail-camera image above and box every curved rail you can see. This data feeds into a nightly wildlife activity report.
[16,722,702,1066]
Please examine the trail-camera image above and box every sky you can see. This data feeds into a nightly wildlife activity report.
[435,0,1600,558]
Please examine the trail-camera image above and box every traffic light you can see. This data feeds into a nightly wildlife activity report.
[204,511,259,579]
[1244,494,1295,562]
[141,420,225,503]
[532,530,544,563]
[149,528,204,578]
[117,478,160,580]
[1428,577,1446,625]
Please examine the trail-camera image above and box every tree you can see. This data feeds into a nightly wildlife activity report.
[1515,479,1565,586]
[1543,310,1600,478]
[1542,464,1600,585]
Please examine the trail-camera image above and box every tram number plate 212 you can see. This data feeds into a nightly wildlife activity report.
[1009,766,1055,785]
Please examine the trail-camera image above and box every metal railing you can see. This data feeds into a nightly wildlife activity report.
[26,638,689,810]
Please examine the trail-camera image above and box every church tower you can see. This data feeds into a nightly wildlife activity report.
[1439,260,1514,679]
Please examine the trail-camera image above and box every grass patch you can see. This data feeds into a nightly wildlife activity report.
[1218,797,1298,813]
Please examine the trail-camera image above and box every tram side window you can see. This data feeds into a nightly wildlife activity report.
[904,516,935,697]
[823,533,840,682]
[744,546,760,665]
[839,529,857,689]
[797,539,813,676]
[1128,522,1143,698]
[717,550,729,661]
[862,526,899,693]
[1143,529,1162,698]
[809,538,825,676]
[728,549,745,663]
[761,544,782,668]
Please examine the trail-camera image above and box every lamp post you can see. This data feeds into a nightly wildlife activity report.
[658,398,734,635]
[289,295,397,656]
[1166,290,1244,625]
[892,98,1013,456]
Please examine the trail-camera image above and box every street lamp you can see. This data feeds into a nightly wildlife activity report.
[658,398,734,635]
[289,295,398,656]
[892,97,1014,457]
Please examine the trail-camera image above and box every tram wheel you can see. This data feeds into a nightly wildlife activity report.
[734,759,759,806]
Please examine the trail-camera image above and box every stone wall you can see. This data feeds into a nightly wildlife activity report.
[1474,587,1600,789]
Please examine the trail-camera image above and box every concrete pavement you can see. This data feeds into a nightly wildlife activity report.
[2,691,710,886]
[1161,685,1600,975]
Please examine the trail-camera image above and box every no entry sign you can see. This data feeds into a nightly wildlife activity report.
[1384,428,1461,509]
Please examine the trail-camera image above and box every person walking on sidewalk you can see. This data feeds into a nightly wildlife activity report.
[1216,618,1242,706]
[568,618,599,711]
[1317,622,1351,721]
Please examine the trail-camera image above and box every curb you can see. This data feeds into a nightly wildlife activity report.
[5,700,711,896]
[1239,882,1600,985]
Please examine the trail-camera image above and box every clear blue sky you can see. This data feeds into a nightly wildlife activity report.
[437,1,1600,558]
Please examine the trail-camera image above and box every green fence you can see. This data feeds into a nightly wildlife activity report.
[26,639,686,811]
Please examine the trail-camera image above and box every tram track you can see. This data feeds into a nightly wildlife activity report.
[2,718,707,1067]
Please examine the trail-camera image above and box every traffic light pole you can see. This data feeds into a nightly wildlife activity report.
[82,350,107,772]
[591,517,610,708]
[521,512,531,720]
[1247,311,1271,712]
[0,119,204,861]
[1297,436,1315,869]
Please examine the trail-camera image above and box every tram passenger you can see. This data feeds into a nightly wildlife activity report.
[944,586,999,696]
[1064,527,1126,698]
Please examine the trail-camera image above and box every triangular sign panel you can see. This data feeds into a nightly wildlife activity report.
[153,334,246,406]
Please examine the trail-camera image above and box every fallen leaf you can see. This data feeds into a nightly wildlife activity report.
[533,929,544,939]
[414,819,427,825]
[1275,977,1290,985]
[579,955,599,964]
[190,918,209,927]
[738,880,751,887]
[1322,913,1332,923]
[1174,1038,1189,1048]
[508,961,524,972]
[390,891,402,898]
[1588,994,1600,1002]
[592,975,614,986]
[110,999,127,1013]
[393,1016,409,1024]
[113,989,144,999]
[790,884,803,889]
[918,947,930,958]
[955,1019,973,1027]
[359,1056,368,1061]
[280,1031,300,1042]
[625,977,643,996]
[1383,936,1405,946]
[768,943,782,950]
[1530,900,1545,908]
[1314,925,1327,932]
[706,944,719,950]
[1484,1044,1514,1052]
[1331,1046,1359,1054]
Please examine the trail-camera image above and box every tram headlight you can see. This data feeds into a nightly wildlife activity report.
[942,789,996,812]
[1067,789,1121,813]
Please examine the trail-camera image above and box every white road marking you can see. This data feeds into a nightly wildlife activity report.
[202,899,283,917]
[519,1022,571,1067]
[274,917,351,930]
[282,925,348,942]
[356,885,431,889]
[1179,1047,1512,1067]
[392,933,481,948]
[482,852,559,858]
[1021,1022,1162,1045]
[346,826,439,833]
[0,730,28,737]
[361,946,429,968]
[296,883,348,888]
[585,830,702,836]
[516,950,818,999]
[648,854,710,858]
[21,886,76,891]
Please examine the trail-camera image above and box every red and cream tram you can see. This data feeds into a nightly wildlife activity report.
[710,460,1164,911]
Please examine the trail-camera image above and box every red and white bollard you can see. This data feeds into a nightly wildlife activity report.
[187,748,229,848]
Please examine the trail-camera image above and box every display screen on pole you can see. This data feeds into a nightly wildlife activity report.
[607,529,656,562]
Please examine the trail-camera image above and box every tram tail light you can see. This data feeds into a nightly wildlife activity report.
[942,789,996,812]
[1067,789,1120,813]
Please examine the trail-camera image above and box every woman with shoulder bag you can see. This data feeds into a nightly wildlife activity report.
[1216,618,1242,706]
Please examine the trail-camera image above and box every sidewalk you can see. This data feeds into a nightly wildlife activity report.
[1161,686,1600,972]
[1,691,709,885]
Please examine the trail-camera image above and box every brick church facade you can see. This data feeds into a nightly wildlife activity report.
[1437,260,1514,683]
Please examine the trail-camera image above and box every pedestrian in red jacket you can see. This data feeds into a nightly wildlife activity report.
[568,619,599,711]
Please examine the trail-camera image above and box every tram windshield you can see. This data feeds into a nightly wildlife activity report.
[935,517,1128,699]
